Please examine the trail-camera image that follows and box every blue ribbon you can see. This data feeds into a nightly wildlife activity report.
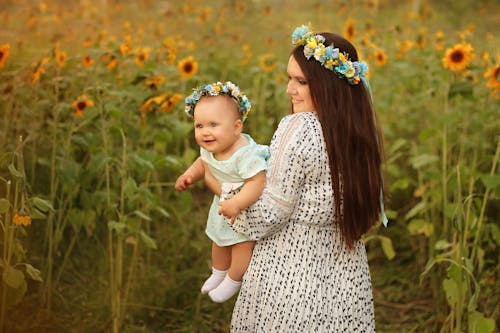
[362,77,389,227]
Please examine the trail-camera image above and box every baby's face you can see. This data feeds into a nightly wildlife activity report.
[193,96,242,158]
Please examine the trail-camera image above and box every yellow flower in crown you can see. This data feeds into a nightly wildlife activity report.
[307,38,318,51]
[345,64,356,78]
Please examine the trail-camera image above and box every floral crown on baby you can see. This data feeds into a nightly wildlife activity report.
[292,25,368,85]
[184,81,251,122]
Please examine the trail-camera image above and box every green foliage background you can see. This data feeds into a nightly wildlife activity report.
[0,0,499,332]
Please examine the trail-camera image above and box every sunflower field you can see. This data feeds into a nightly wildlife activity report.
[0,0,499,332]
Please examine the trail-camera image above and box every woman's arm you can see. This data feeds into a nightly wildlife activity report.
[228,113,318,240]
[218,171,266,222]
[174,157,205,191]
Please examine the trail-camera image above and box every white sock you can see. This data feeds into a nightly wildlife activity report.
[208,275,242,303]
[201,267,227,294]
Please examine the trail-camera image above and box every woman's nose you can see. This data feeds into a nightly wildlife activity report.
[286,81,296,95]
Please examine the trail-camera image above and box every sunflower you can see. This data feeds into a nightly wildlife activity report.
[416,27,427,49]
[433,31,445,51]
[374,50,387,67]
[83,54,94,67]
[177,56,198,80]
[259,53,277,72]
[72,95,95,118]
[134,47,151,67]
[32,57,50,83]
[106,55,118,70]
[83,37,92,48]
[262,5,272,15]
[160,93,183,113]
[235,1,247,15]
[197,7,212,23]
[241,44,252,65]
[145,76,165,89]
[396,40,413,59]
[53,43,67,68]
[0,43,10,67]
[484,57,500,99]
[442,42,474,72]
[140,94,167,114]
[343,18,356,41]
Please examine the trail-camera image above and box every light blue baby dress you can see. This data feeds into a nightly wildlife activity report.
[200,133,269,247]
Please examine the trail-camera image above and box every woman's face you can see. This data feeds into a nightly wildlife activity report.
[286,55,315,113]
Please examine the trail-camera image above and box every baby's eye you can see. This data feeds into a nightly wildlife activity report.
[210,122,218,127]
[195,124,203,129]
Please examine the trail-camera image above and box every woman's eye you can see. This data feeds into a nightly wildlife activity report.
[299,80,307,85]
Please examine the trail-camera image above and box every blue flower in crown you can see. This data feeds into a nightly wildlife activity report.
[291,25,310,45]
[184,81,251,121]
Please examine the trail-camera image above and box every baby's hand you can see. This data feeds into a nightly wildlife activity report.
[175,174,193,191]
[218,198,241,224]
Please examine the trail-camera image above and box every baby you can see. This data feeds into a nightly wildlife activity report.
[175,81,269,302]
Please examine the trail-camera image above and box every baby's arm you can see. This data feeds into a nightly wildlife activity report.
[174,157,205,191]
[218,171,266,223]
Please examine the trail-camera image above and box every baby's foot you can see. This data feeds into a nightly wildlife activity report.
[208,275,242,303]
[201,267,227,294]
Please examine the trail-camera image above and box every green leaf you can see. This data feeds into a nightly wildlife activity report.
[442,278,458,306]
[24,264,43,282]
[390,178,409,191]
[489,223,500,246]
[468,311,496,333]
[379,236,395,260]
[435,240,452,250]
[140,230,157,249]
[449,81,473,98]
[0,198,10,214]
[2,265,24,289]
[133,210,152,221]
[31,197,54,213]
[389,138,407,155]
[108,221,127,234]
[480,174,500,190]
[8,163,23,179]
[407,219,434,236]
[156,207,171,218]
[410,154,439,169]
[405,201,426,220]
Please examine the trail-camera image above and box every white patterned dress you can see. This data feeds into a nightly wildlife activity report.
[228,112,375,332]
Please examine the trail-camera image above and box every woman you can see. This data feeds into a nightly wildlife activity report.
[208,25,385,332]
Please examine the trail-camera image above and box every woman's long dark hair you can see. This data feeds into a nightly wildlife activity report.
[292,33,385,249]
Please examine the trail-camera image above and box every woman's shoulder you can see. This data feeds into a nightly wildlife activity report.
[277,112,321,138]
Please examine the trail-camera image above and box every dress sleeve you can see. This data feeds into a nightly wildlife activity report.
[236,144,270,179]
[227,113,317,240]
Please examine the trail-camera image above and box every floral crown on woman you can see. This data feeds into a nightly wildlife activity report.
[291,25,368,85]
[184,81,251,121]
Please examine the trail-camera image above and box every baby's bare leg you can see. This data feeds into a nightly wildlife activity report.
[208,241,255,303]
[201,242,230,294]
[212,242,231,270]
[228,241,256,281]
